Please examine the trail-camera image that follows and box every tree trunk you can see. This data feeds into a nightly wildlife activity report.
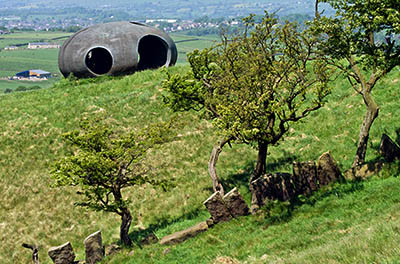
[208,138,230,195]
[352,91,379,168]
[315,0,320,18]
[250,140,268,183]
[113,187,133,246]
[120,207,133,246]
[250,140,269,214]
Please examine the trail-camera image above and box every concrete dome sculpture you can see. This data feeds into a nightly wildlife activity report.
[58,21,177,78]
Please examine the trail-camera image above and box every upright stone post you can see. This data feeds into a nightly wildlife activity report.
[203,192,232,224]
[250,173,294,213]
[223,187,249,217]
[84,230,104,264]
[317,152,341,186]
[48,242,75,264]
[293,161,318,195]
[379,133,400,162]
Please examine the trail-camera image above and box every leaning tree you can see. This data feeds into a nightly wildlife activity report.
[163,12,332,199]
[51,115,176,246]
[312,0,400,168]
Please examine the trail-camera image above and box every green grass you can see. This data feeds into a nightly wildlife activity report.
[0,49,60,77]
[0,32,400,263]
[0,78,58,93]
[109,175,400,264]
[170,33,219,64]
[0,31,70,49]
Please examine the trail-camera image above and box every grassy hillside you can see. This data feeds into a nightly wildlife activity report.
[0,65,399,263]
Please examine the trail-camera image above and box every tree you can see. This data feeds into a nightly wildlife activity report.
[51,115,176,246]
[163,12,332,197]
[312,0,400,168]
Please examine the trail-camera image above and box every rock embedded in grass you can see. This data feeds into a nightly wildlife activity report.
[293,161,318,195]
[84,230,104,264]
[223,187,249,217]
[140,232,159,245]
[379,133,400,162]
[159,221,208,245]
[317,151,342,186]
[250,172,294,212]
[48,242,75,264]
[203,191,232,224]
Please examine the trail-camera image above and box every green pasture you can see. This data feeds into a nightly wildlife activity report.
[0,49,60,77]
[0,31,71,49]
[0,64,399,263]
[171,33,218,64]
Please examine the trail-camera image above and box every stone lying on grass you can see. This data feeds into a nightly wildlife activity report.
[344,162,383,180]
[48,242,76,264]
[104,243,121,256]
[159,221,209,245]
[141,233,159,245]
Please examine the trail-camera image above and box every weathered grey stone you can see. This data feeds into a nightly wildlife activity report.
[48,242,75,264]
[163,248,171,255]
[141,233,159,245]
[84,231,104,264]
[250,173,294,213]
[380,133,400,162]
[104,243,121,256]
[159,221,208,245]
[223,187,249,217]
[206,218,215,228]
[317,152,341,186]
[344,162,383,180]
[203,192,232,223]
[293,161,318,195]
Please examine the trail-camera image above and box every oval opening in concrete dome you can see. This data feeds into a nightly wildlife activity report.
[85,47,113,75]
[137,35,168,71]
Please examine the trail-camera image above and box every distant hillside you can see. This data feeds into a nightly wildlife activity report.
[0,0,331,19]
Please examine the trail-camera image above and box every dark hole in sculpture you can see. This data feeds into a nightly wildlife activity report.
[85,47,113,75]
[137,35,168,71]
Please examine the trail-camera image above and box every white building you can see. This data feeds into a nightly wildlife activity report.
[28,42,60,49]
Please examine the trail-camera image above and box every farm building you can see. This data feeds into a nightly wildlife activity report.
[16,69,51,78]
[4,46,18,50]
[28,42,60,49]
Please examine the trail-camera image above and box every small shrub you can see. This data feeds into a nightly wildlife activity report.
[15,86,27,92]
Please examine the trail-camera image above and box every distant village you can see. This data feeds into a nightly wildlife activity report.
[144,18,240,33]
[0,16,238,34]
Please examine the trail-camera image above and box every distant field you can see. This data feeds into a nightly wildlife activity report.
[0,31,70,49]
[0,49,60,76]
[0,32,71,91]
[170,33,219,64]
[0,79,58,93]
